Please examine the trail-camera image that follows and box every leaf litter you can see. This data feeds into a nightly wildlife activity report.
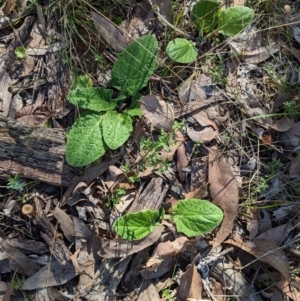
[2,1,300,300]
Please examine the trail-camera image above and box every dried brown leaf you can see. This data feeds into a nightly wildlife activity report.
[179,257,203,300]
[258,208,272,233]
[288,47,300,63]
[255,223,292,245]
[270,116,294,132]
[178,74,213,102]
[242,45,277,64]
[276,280,300,301]
[187,126,218,143]
[245,207,260,241]
[53,207,75,243]
[91,11,130,52]
[146,237,187,268]
[225,236,290,280]
[208,146,239,247]
[140,237,187,280]
[22,261,78,290]
[185,181,208,200]
[159,143,180,161]
[289,155,300,177]
[191,111,218,130]
[140,94,174,131]
[211,278,225,301]
[136,279,160,301]
[2,240,40,276]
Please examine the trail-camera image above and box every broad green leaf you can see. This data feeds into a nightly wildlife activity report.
[102,110,133,149]
[166,38,197,64]
[125,107,142,117]
[111,35,158,96]
[72,75,93,89]
[173,199,223,237]
[217,6,254,36]
[125,95,143,116]
[68,87,116,112]
[113,208,164,240]
[66,111,106,167]
[191,0,221,33]
[15,46,26,59]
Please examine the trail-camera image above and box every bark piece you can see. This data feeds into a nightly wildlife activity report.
[0,116,79,187]
[33,197,72,265]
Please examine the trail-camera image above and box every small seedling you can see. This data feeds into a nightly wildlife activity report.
[15,46,27,59]
[165,2,254,63]
[66,35,158,167]
[12,276,26,289]
[107,187,127,207]
[283,100,300,116]
[3,174,27,193]
[162,288,173,301]
[113,199,223,240]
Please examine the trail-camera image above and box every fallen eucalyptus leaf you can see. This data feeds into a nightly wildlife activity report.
[208,146,239,247]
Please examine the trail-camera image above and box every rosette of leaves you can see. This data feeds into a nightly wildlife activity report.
[66,35,158,167]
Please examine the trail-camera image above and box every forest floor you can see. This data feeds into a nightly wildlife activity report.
[1,0,300,300]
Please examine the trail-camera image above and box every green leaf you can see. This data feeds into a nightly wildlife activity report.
[173,199,223,237]
[15,46,26,59]
[72,75,93,89]
[125,107,142,117]
[191,0,221,33]
[68,87,116,112]
[102,110,133,149]
[66,111,107,167]
[113,208,164,240]
[217,6,254,36]
[111,35,158,96]
[166,38,197,64]
[125,94,143,116]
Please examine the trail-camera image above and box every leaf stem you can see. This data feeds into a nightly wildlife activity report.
[152,5,192,39]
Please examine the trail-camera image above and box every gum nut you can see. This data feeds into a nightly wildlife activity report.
[22,204,34,215]
[283,5,291,14]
